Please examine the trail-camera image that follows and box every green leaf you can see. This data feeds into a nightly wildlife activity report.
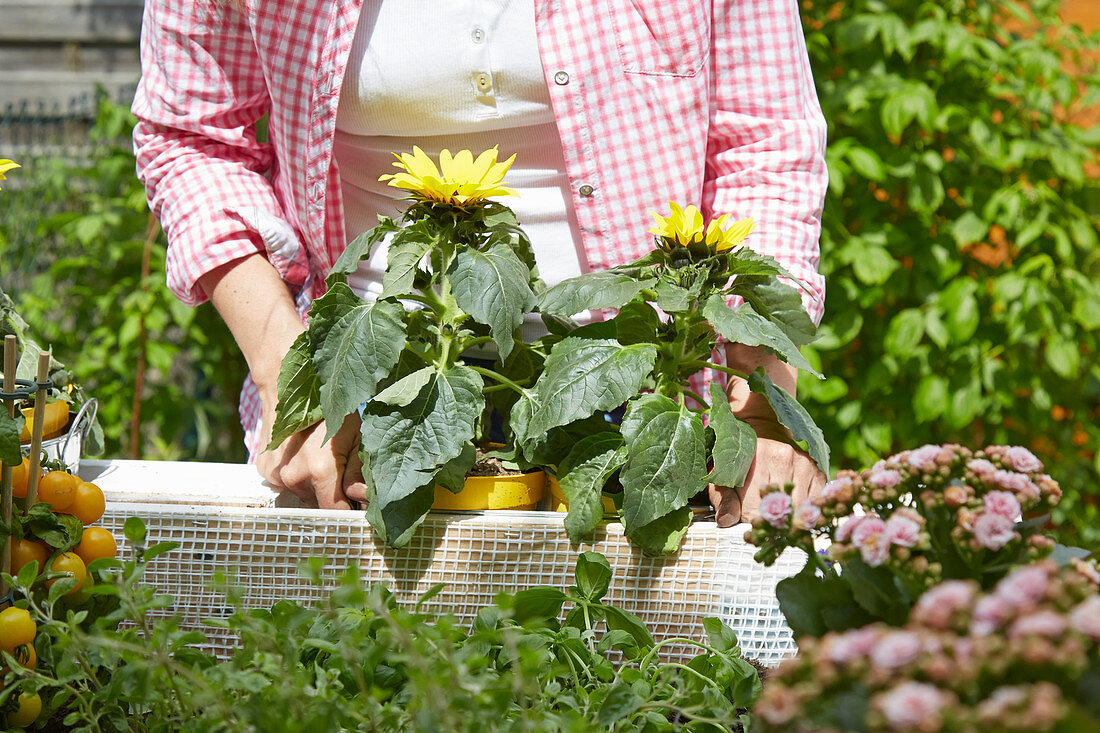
[736,280,817,346]
[628,506,693,555]
[575,552,613,601]
[448,243,534,358]
[123,516,147,544]
[843,558,911,625]
[314,299,407,440]
[537,272,654,318]
[327,218,399,286]
[434,442,476,494]
[883,308,924,355]
[726,248,802,284]
[847,146,886,181]
[952,212,988,247]
[619,394,708,532]
[522,338,657,439]
[613,301,661,345]
[360,365,484,523]
[381,225,434,298]
[0,411,24,465]
[597,684,644,726]
[706,382,756,488]
[511,587,567,624]
[363,480,435,548]
[944,377,982,429]
[652,281,695,312]
[557,433,627,543]
[603,606,655,650]
[702,296,820,376]
[913,374,948,422]
[308,282,364,344]
[267,332,325,447]
[850,244,898,286]
[747,370,830,474]
[909,167,945,213]
[371,366,434,407]
[1045,339,1080,380]
[702,617,740,654]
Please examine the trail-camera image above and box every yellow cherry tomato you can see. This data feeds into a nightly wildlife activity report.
[67,481,106,525]
[36,471,78,511]
[0,608,36,654]
[47,552,86,595]
[75,527,117,566]
[6,692,42,728]
[10,457,31,499]
[2,643,37,676]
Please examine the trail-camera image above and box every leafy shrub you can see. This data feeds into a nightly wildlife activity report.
[0,96,247,461]
[798,0,1100,546]
[3,536,760,732]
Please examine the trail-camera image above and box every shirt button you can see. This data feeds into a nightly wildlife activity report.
[578,184,594,197]
[476,73,493,93]
[471,26,485,43]
[554,70,570,85]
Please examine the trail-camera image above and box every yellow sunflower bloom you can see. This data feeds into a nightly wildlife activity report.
[0,159,20,190]
[649,202,754,253]
[379,146,518,206]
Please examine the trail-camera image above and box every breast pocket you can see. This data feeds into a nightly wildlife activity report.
[608,0,711,77]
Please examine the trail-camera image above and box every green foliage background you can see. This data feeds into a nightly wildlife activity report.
[0,0,1096,542]
[0,100,247,461]
[796,0,1100,546]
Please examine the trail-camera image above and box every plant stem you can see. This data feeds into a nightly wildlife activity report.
[691,361,750,380]
[468,366,527,395]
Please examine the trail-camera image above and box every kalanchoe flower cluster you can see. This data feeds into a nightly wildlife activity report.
[746,444,1063,596]
[754,560,1100,732]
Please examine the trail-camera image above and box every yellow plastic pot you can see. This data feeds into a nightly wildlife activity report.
[19,402,70,443]
[433,470,547,511]
[547,476,617,515]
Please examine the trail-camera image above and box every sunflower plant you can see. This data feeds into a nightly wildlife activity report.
[512,203,828,553]
[269,147,546,545]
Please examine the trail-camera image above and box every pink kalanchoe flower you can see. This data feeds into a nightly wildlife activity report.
[1009,610,1066,640]
[868,467,902,489]
[852,516,890,566]
[1003,446,1043,473]
[1071,558,1100,585]
[884,515,921,548]
[820,475,854,503]
[759,491,793,528]
[877,682,947,730]
[907,444,943,473]
[835,515,866,543]
[912,580,977,630]
[971,595,1010,636]
[871,630,923,669]
[995,564,1050,609]
[966,458,998,480]
[792,500,823,530]
[1069,597,1100,640]
[973,512,1016,551]
[991,470,1041,502]
[827,626,881,665]
[983,490,1022,521]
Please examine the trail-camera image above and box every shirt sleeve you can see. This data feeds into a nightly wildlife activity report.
[701,0,828,325]
[132,0,291,307]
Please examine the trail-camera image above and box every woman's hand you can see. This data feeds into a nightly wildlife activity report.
[708,418,825,527]
[711,342,826,526]
[199,253,368,509]
[255,395,367,509]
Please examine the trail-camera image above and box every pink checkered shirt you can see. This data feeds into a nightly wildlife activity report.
[133,0,828,459]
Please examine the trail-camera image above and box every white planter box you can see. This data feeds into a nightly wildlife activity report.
[79,460,804,665]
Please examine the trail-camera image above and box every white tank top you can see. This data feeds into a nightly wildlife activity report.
[334,0,590,336]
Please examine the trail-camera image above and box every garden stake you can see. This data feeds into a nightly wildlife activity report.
[25,350,51,507]
[1,335,17,602]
